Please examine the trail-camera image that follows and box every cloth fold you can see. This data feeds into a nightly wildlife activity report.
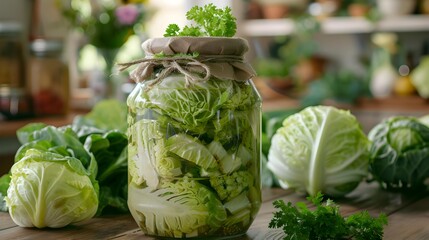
[119,37,256,85]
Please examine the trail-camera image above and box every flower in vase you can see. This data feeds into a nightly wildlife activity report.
[115,5,140,25]
[60,0,147,99]
[60,0,146,49]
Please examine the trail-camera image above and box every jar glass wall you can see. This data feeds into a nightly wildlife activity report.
[126,37,262,239]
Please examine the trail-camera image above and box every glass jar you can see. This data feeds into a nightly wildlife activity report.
[0,86,32,120]
[126,37,262,239]
[28,39,69,116]
[0,22,25,89]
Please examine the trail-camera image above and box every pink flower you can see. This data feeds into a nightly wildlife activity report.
[115,5,139,25]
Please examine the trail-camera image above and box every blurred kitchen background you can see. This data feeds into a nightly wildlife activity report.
[1,0,429,174]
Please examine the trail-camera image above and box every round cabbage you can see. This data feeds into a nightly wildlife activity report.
[368,116,429,190]
[6,149,99,228]
[267,106,370,197]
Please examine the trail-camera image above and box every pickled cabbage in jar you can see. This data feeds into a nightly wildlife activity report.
[125,37,261,239]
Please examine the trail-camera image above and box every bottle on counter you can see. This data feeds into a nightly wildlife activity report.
[0,22,32,120]
[28,39,69,116]
[370,33,399,98]
[0,22,25,88]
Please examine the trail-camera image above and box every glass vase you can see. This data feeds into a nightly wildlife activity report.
[93,47,120,101]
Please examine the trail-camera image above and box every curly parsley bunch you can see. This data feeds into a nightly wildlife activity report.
[164,4,236,37]
[269,192,388,240]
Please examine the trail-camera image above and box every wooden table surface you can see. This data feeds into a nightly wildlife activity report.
[1,181,428,240]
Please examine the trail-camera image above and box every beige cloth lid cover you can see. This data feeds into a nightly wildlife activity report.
[130,37,256,82]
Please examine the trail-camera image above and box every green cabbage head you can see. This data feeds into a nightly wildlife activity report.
[267,106,370,197]
[368,116,429,190]
[6,149,99,228]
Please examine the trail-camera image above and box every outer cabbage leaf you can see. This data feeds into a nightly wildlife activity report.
[14,140,54,163]
[72,99,129,215]
[267,106,370,197]
[16,123,47,144]
[128,179,227,238]
[83,131,128,215]
[84,131,128,182]
[72,99,128,133]
[368,116,429,190]
[71,101,124,140]
[97,176,128,215]
[6,149,99,228]
[15,126,92,168]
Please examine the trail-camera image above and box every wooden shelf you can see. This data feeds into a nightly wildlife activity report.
[1,97,427,138]
[261,95,429,134]
[0,112,81,138]
[262,95,429,112]
[242,15,429,37]
[354,96,429,112]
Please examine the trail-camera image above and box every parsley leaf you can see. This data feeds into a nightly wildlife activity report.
[269,192,388,240]
[164,24,180,37]
[163,3,237,37]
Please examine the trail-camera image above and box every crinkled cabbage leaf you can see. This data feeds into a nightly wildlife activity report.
[368,116,429,190]
[128,75,256,135]
[72,99,128,133]
[146,76,230,130]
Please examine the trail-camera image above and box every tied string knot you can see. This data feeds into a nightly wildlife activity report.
[118,54,244,87]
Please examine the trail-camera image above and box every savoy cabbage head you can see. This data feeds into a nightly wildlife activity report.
[368,116,429,190]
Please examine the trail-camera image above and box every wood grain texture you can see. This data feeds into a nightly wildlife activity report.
[1,183,428,240]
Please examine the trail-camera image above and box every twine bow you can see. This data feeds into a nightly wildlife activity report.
[118,55,245,87]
